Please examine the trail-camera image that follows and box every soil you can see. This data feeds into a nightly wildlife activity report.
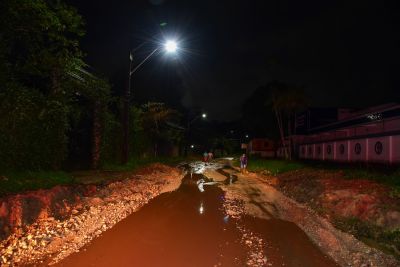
[2,160,399,266]
[0,163,184,266]
[273,168,400,230]
[203,161,399,267]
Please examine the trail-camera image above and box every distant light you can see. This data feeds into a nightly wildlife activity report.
[245,134,249,138]
[191,144,194,149]
[160,22,168,27]
[202,113,207,118]
[165,40,177,52]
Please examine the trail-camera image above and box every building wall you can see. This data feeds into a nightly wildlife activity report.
[298,135,400,164]
[292,104,400,164]
[315,143,324,160]
[367,137,388,163]
[324,142,335,160]
[335,141,349,162]
[392,136,400,163]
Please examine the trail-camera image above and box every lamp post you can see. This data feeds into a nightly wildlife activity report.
[184,113,207,157]
[121,40,178,164]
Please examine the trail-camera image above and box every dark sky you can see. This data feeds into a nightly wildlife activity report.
[66,0,400,121]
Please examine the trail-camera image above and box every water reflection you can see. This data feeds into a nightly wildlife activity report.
[223,215,229,223]
[199,202,204,215]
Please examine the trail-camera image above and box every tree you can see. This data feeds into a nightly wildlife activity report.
[141,102,181,157]
[0,0,97,170]
[268,81,308,159]
[68,67,112,169]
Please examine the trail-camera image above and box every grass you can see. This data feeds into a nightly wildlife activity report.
[242,157,400,191]
[334,217,400,259]
[102,156,187,172]
[0,171,74,197]
[245,158,306,175]
[0,156,188,197]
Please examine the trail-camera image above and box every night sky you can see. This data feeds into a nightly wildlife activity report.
[66,0,400,121]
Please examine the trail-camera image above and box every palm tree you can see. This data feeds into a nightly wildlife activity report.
[268,82,308,159]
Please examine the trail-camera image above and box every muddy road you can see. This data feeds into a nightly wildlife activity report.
[54,162,338,267]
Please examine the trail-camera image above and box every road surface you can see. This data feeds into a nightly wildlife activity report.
[54,162,339,267]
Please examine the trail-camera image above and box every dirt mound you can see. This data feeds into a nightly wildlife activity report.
[276,169,400,229]
[0,163,184,266]
[0,185,96,240]
[0,163,181,242]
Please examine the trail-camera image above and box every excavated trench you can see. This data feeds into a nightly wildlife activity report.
[53,165,338,267]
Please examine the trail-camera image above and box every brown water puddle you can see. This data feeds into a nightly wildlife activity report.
[53,171,338,267]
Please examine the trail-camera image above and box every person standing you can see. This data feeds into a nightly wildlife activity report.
[208,151,213,161]
[240,154,248,174]
[203,151,208,162]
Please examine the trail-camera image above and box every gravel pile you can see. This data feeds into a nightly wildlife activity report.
[0,165,183,266]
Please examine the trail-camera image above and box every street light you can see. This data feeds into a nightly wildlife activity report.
[184,112,207,157]
[122,39,179,164]
[165,40,178,53]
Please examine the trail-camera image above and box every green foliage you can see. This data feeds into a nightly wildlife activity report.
[0,171,73,197]
[141,102,183,156]
[103,156,186,172]
[100,110,122,164]
[0,0,88,171]
[334,217,400,258]
[246,158,305,175]
[0,0,85,90]
[0,83,69,170]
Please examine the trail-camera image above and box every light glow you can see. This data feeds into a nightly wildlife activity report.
[165,40,178,52]
[199,202,204,214]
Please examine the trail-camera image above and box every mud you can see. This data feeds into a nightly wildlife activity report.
[54,165,338,267]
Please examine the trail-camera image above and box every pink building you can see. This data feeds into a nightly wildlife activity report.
[248,138,276,157]
[292,103,400,164]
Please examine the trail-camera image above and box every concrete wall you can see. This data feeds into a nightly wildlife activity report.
[367,137,388,163]
[297,135,400,164]
[335,141,349,162]
[349,139,367,162]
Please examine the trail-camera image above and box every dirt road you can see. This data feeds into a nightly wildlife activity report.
[53,161,340,267]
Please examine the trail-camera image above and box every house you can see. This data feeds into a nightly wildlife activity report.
[248,138,276,157]
[285,103,400,164]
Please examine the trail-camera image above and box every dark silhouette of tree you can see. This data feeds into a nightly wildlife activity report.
[268,82,309,159]
[141,102,181,157]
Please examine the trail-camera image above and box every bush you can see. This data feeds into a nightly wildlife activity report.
[0,84,69,170]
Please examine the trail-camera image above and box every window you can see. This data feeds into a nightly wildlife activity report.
[339,144,345,155]
[327,145,332,155]
[301,147,305,155]
[354,143,362,155]
[374,141,383,155]
[308,147,312,155]
[317,146,321,155]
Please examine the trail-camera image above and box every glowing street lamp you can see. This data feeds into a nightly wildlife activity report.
[202,113,207,118]
[122,39,180,164]
[165,40,178,53]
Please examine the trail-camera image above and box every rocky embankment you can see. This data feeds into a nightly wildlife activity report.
[0,163,184,266]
